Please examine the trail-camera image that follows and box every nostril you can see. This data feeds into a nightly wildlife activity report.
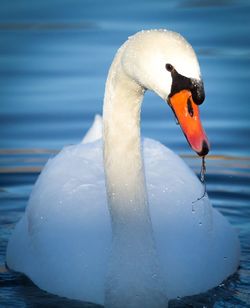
[187,98,194,117]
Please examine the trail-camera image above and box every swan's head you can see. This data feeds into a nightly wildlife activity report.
[122,29,209,156]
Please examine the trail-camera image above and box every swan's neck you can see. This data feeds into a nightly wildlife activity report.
[103,54,147,231]
[103,50,166,307]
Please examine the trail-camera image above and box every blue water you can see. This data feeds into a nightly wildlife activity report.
[0,0,250,306]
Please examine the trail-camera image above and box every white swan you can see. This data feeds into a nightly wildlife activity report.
[7,30,240,307]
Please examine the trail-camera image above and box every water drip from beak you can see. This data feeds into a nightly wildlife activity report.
[192,156,207,203]
[200,156,206,183]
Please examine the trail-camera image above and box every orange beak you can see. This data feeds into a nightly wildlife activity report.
[168,90,210,156]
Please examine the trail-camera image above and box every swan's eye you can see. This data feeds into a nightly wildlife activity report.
[165,64,174,72]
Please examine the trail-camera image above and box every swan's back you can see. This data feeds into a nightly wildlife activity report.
[7,140,111,303]
[7,137,240,304]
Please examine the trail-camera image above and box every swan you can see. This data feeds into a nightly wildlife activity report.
[6,29,240,307]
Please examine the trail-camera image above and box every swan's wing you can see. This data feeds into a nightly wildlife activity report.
[81,114,103,144]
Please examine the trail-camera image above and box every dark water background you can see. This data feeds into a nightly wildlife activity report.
[0,0,250,306]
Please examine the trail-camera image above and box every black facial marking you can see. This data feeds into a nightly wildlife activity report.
[187,97,194,117]
[168,68,205,105]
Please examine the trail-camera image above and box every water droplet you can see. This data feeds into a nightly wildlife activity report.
[199,222,202,226]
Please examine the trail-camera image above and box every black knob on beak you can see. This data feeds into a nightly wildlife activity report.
[191,80,205,105]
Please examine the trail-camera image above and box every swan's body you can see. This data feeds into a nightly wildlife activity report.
[7,30,240,307]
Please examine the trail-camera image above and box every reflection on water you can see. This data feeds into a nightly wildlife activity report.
[0,0,250,306]
[0,22,96,31]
